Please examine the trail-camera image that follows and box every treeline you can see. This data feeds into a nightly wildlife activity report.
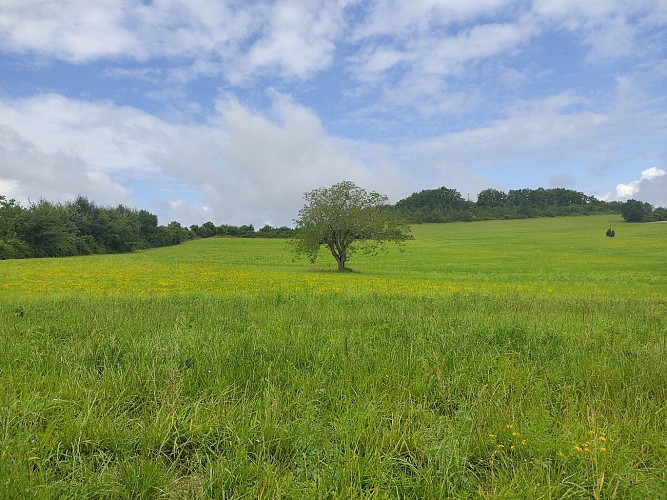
[0,195,294,260]
[0,195,192,260]
[619,199,667,222]
[393,186,661,223]
[3,186,664,260]
[189,222,294,239]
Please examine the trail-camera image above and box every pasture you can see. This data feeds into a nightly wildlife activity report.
[1,215,665,498]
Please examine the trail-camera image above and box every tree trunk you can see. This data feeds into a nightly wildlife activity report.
[330,244,347,271]
[336,257,345,271]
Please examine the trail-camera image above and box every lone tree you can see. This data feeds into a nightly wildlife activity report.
[620,199,653,222]
[292,181,410,271]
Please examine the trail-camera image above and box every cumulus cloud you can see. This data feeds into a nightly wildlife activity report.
[351,0,516,40]
[1,0,666,224]
[2,78,664,226]
[0,92,407,226]
[344,0,667,118]
[0,125,130,204]
[0,0,347,82]
[191,93,406,225]
[3,0,662,91]
[608,167,667,207]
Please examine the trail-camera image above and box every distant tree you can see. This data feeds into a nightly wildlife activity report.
[105,205,143,252]
[198,221,217,238]
[292,181,410,271]
[17,199,77,257]
[395,186,467,210]
[154,221,191,246]
[257,224,295,238]
[237,224,256,237]
[67,196,105,253]
[216,224,237,237]
[394,186,470,223]
[0,196,31,259]
[476,188,507,207]
[621,199,653,222]
[653,207,667,221]
[137,209,158,244]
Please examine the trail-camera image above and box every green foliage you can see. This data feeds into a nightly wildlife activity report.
[292,181,411,271]
[216,223,257,238]
[653,206,667,221]
[154,221,192,246]
[196,221,218,238]
[620,199,654,222]
[257,224,295,238]
[394,186,472,222]
[395,186,622,223]
[0,195,189,260]
[0,196,32,259]
[476,188,507,207]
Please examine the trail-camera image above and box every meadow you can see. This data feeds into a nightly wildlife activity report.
[1,215,665,498]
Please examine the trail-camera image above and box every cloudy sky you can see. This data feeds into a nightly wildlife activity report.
[1,0,666,227]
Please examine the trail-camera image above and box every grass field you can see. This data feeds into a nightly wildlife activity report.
[1,215,666,498]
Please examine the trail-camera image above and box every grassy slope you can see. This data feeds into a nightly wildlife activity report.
[2,214,665,298]
[1,215,666,498]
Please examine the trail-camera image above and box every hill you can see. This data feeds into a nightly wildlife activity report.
[1,215,666,497]
[393,186,622,223]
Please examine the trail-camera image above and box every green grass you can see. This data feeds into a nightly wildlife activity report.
[1,215,666,498]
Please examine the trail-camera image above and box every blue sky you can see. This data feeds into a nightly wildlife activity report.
[1,0,666,227]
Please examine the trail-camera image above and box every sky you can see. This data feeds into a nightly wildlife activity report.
[1,0,666,227]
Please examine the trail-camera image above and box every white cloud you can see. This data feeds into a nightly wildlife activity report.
[0,92,408,226]
[345,0,667,118]
[0,0,139,62]
[531,0,664,63]
[613,167,667,205]
[205,93,406,225]
[352,0,516,40]
[0,94,170,175]
[0,0,348,82]
[4,75,664,225]
[349,12,537,109]
[2,1,667,222]
[233,1,346,82]
[0,125,130,204]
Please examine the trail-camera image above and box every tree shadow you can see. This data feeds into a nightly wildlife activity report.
[308,266,362,273]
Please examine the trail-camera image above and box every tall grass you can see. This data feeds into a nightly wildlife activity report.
[1,215,666,498]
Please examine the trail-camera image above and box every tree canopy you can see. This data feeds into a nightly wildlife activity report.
[620,199,654,222]
[0,195,191,260]
[292,181,410,271]
[394,186,625,223]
